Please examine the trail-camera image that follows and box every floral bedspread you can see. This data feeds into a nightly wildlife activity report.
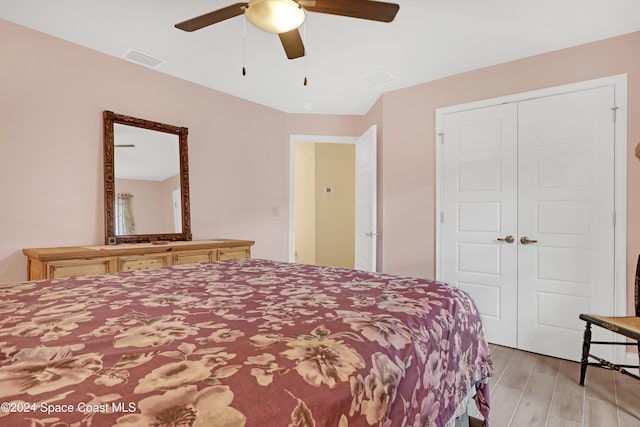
[0,259,493,426]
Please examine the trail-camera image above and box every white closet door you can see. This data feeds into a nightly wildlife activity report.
[517,86,616,361]
[441,86,616,361]
[442,103,519,347]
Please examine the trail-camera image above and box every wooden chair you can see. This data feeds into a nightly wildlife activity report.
[578,255,640,385]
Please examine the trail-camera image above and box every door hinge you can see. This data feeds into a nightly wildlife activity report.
[612,106,618,123]
[440,212,444,223]
[438,133,444,144]
[613,211,616,226]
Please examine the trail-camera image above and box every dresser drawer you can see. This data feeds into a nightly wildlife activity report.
[47,258,113,279]
[118,254,171,272]
[173,250,216,265]
[218,246,251,261]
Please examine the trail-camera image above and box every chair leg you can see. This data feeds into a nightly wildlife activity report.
[579,322,592,386]
[637,340,640,379]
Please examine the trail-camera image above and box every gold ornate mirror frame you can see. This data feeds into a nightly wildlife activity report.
[103,110,192,244]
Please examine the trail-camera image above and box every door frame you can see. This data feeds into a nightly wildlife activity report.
[434,74,628,363]
[288,130,377,269]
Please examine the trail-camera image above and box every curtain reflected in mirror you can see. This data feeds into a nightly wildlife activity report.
[115,193,136,235]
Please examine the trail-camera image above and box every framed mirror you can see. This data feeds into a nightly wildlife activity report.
[103,110,192,244]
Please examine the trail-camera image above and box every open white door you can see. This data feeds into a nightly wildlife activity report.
[172,189,182,233]
[354,125,377,271]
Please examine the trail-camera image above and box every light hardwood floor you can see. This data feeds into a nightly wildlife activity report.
[469,344,640,427]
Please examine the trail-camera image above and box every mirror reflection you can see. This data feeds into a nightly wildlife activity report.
[103,110,191,244]
[114,124,181,236]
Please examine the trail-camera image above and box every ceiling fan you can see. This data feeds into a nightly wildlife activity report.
[175,0,400,60]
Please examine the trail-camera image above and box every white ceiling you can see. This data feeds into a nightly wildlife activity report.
[2,0,640,115]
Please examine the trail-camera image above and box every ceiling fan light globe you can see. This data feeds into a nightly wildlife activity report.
[246,0,305,34]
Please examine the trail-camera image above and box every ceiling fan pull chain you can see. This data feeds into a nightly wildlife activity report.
[303,22,308,86]
[242,15,247,76]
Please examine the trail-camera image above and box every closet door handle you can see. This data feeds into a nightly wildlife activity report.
[520,236,538,245]
[497,235,514,243]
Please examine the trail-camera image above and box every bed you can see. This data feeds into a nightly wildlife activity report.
[0,258,493,426]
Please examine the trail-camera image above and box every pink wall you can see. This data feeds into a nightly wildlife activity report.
[377,32,640,313]
[1,16,638,314]
[0,19,368,284]
[0,19,289,283]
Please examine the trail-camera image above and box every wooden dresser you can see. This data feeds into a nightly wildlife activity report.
[23,239,254,280]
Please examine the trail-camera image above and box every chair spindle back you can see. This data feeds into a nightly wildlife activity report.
[635,254,640,317]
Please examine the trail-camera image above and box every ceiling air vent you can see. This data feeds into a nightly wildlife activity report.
[124,49,165,68]
[362,71,397,86]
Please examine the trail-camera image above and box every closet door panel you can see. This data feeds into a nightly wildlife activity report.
[441,103,519,347]
[516,86,616,361]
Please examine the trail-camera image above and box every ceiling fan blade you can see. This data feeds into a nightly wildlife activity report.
[279,29,305,60]
[175,3,248,32]
[304,0,399,22]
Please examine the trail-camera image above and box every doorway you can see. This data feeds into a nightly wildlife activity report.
[289,126,378,271]
[294,142,355,268]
